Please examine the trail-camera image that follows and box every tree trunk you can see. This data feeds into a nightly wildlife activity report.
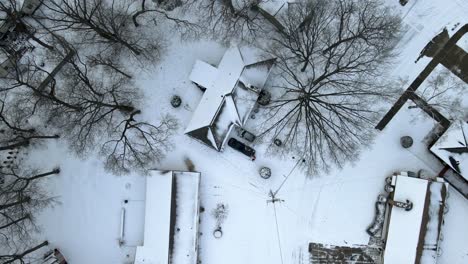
[301,61,308,72]
[0,140,29,151]
[1,240,49,263]
[0,214,30,230]
[322,35,363,54]
[107,65,132,79]
[13,169,60,192]
[28,169,60,182]
[91,25,142,56]
[0,196,31,211]
[28,34,54,50]
[0,134,59,151]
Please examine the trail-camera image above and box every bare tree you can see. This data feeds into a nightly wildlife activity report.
[47,53,178,173]
[0,165,58,252]
[187,0,267,41]
[0,98,59,155]
[407,68,467,119]
[259,0,401,173]
[87,54,132,79]
[101,111,178,174]
[0,128,59,152]
[0,0,54,51]
[132,0,198,33]
[0,240,49,264]
[40,0,163,59]
[1,29,176,174]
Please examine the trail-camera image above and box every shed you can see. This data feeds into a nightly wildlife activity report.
[382,172,448,264]
[134,170,201,264]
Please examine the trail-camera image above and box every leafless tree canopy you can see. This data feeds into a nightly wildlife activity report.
[101,111,178,175]
[132,0,199,35]
[0,240,49,264]
[39,0,163,60]
[0,165,58,254]
[408,68,467,119]
[0,6,180,174]
[186,0,267,41]
[259,0,401,173]
[1,46,177,174]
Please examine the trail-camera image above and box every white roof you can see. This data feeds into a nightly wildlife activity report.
[186,46,275,150]
[384,175,429,264]
[171,172,201,264]
[185,47,245,133]
[430,121,468,180]
[420,179,448,264]
[0,10,6,22]
[258,0,291,16]
[135,171,172,264]
[135,170,200,264]
[383,174,448,264]
[188,60,218,91]
[0,49,9,63]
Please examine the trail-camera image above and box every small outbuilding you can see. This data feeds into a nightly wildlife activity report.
[186,46,275,151]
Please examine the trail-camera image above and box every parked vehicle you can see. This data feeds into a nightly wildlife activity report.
[235,126,256,142]
[228,138,256,160]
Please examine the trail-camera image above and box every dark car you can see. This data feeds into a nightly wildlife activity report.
[228,138,256,160]
[235,126,256,142]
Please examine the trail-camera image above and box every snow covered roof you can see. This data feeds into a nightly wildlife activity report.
[383,172,448,264]
[258,0,293,16]
[0,49,9,63]
[430,121,468,181]
[135,170,201,264]
[20,0,43,15]
[186,46,275,150]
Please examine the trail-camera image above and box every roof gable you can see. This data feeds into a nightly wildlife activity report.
[186,46,276,150]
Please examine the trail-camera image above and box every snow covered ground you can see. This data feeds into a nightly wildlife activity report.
[29,0,468,263]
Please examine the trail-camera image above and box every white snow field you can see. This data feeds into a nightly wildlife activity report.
[29,0,468,264]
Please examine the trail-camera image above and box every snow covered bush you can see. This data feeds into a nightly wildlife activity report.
[211,203,229,227]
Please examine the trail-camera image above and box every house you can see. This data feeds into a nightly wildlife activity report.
[381,172,448,264]
[430,121,468,182]
[134,170,201,264]
[186,46,276,151]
